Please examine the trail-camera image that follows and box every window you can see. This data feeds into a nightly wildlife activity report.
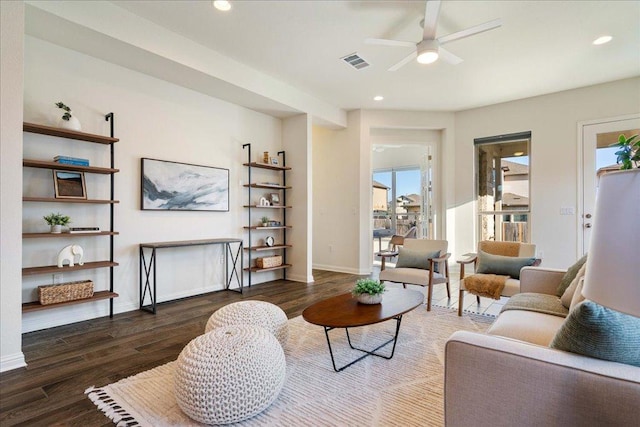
[475,132,531,243]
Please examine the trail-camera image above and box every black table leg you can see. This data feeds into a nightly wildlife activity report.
[139,247,156,314]
[322,315,403,372]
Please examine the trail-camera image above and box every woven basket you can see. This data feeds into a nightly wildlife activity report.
[256,256,283,269]
[38,280,94,305]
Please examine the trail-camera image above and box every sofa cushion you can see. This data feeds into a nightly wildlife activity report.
[550,301,640,367]
[501,293,569,318]
[476,250,536,279]
[560,263,587,308]
[556,254,588,297]
[394,247,440,271]
[569,278,585,311]
[487,310,566,346]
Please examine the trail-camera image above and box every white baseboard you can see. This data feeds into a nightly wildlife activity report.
[0,352,26,373]
[286,273,314,283]
[312,263,370,275]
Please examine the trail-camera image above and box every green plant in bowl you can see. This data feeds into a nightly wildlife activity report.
[612,134,640,170]
[352,278,385,296]
[43,212,71,226]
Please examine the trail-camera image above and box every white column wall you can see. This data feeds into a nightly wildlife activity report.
[0,0,27,372]
[282,114,313,282]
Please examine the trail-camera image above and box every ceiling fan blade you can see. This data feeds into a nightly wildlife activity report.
[365,38,415,48]
[423,0,442,40]
[438,47,463,65]
[438,18,502,45]
[388,51,417,71]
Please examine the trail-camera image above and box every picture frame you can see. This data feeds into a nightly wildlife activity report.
[53,170,87,199]
[269,156,279,166]
[141,158,229,211]
[269,192,280,206]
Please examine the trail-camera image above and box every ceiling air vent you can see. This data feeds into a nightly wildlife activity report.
[341,52,370,70]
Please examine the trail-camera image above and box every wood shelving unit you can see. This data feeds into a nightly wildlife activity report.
[22,116,119,316]
[242,144,292,284]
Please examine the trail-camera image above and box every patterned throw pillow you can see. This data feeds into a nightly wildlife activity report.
[475,250,536,280]
[395,247,441,272]
[550,301,640,367]
[556,254,588,297]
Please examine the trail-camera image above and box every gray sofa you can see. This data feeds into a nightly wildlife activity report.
[444,266,640,426]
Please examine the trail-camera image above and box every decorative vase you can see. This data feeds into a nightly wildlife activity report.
[59,115,81,131]
[51,224,62,234]
[357,293,383,304]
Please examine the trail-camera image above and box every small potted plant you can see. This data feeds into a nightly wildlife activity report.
[352,278,386,304]
[261,216,270,227]
[55,101,81,131]
[44,212,71,233]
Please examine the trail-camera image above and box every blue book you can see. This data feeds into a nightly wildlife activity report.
[55,159,90,166]
[54,155,89,162]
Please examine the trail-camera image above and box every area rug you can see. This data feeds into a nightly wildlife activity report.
[86,307,493,426]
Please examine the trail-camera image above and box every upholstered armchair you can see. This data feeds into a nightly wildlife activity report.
[378,238,451,311]
[457,241,537,316]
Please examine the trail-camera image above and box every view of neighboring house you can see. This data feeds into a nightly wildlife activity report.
[372,180,389,213]
[501,159,529,211]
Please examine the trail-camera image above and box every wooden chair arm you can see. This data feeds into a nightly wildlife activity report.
[456,255,477,265]
[431,253,451,262]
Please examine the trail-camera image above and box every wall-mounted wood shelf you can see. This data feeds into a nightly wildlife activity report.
[22,291,119,313]
[23,231,119,238]
[245,244,292,251]
[23,122,118,144]
[243,225,292,230]
[244,264,292,273]
[243,162,291,171]
[243,183,291,190]
[23,159,119,174]
[23,197,119,204]
[243,205,292,209]
[22,261,119,276]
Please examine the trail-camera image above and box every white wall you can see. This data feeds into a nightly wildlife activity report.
[454,77,640,268]
[312,110,456,273]
[0,0,27,372]
[20,36,288,333]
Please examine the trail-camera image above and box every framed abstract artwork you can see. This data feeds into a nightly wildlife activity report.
[141,158,229,211]
[53,170,87,199]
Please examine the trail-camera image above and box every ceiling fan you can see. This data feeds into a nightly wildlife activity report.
[365,0,502,71]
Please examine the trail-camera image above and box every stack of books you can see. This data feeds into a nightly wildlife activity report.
[67,227,100,234]
[54,155,89,166]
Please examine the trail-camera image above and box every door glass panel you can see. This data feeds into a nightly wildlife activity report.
[476,136,530,243]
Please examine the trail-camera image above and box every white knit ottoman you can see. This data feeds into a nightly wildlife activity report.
[205,300,289,346]
[174,325,286,424]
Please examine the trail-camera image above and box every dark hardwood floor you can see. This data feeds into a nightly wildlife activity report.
[0,270,366,426]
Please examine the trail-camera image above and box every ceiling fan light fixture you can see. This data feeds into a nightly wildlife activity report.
[213,1,231,11]
[416,40,439,64]
[592,35,612,45]
[373,95,384,101]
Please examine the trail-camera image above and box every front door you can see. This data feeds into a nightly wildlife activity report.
[580,115,640,254]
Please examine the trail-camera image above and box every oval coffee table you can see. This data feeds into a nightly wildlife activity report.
[302,288,423,372]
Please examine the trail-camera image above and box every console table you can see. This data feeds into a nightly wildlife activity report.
[139,238,243,314]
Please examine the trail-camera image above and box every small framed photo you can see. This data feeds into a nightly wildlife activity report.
[269,156,279,166]
[53,170,87,199]
[269,193,280,206]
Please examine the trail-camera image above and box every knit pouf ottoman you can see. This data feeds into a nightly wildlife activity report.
[205,300,289,346]
[174,325,286,425]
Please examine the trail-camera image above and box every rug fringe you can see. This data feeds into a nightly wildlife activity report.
[85,386,141,427]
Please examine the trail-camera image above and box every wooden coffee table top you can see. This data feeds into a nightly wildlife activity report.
[302,288,423,328]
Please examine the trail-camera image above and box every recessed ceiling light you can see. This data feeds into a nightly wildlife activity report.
[374,96,384,101]
[213,1,231,11]
[593,35,612,45]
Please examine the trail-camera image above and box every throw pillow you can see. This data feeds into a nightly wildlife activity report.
[569,277,585,312]
[475,250,536,280]
[556,254,588,297]
[395,247,441,271]
[550,300,640,367]
[560,263,587,308]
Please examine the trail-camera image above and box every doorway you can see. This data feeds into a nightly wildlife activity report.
[579,114,640,254]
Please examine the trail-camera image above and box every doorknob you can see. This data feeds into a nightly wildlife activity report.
[585,213,592,219]
[585,223,592,228]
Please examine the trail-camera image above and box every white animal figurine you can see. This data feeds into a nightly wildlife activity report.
[57,244,84,268]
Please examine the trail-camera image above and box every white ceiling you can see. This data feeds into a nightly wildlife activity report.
[108,0,640,113]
